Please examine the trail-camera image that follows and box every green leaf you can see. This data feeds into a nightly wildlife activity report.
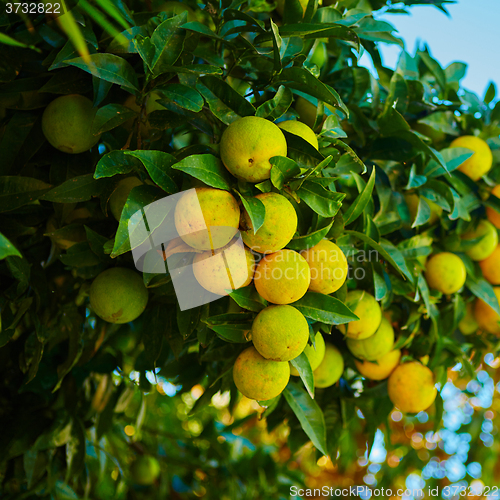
[343,231,409,280]
[91,103,136,134]
[236,192,266,234]
[255,86,293,121]
[111,185,167,258]
[290,352,315,399]
[276,67,348,116]
[297,181,344,217]
[203,313,253,343]
[270,156,301,190]
[283,382,328,456]
[0,232,21,260]
[94,150,139,179]
[343,167,376,226]
[466,276,500,316]
[424,147,474,178]
[66,54,139,91]
[412,197,432,228]
[156,84,204,113]
[172,154,232,190]
[197,76,255,124]
[150,15,187,75]
[287,219,334,251]
[41,174,105,203]
[0,176,52,213]
[124,151,177,193]
[484,81,496,104]
[229,286,268,312]
[292,292,358,325]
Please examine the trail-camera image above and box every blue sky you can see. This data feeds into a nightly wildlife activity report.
[359,0,500,98]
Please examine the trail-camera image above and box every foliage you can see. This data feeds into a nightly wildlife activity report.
[0,0,500,498]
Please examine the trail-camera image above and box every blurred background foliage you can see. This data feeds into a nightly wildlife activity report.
[1,0,500,498]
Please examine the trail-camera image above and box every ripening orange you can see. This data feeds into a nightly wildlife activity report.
[486,185,500,229]
[479,245,500,285]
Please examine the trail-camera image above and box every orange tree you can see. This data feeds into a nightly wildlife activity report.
[1,0,500,498]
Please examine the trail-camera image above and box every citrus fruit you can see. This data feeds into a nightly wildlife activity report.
[278,120,318,149]
[314,343,344,388]
[404,193,443,225]
[344,290,382,340]
[479,245,500,285]
[346,317,394,361]
[89,268,148,324]
[300,239,348,295]
[475,287,500,335]
[387,361,437,414]
[254,249,311,304]
[309,42,327,69]
[450,135,493,181]
[251,305,309,362]
[219,116,287,183]
[290,332,326,376]
[174,187,240,251]
[241,192,297,254]
[193,242,255,296]
[458,302,479,335]
[295,97,317,128]
[42,94,101,154]
[462,220,498,261]
[109,177,143,221]
[130,456,161,485]
[233,346,290,400]
[354,349,401,380]
[425,252,466,294]
[486,185,500,229]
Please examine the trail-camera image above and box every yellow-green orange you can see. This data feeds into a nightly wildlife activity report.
[254,249,311,304]
[300,239,348,295]
[345,290,382,340]
[174,187,240,250]
[425,252,466,294]
[278,120,318,149]
[241,192,297,253]
[314,344,344,388]
[130,456,161,486]
[462,220,498,261]
[90,268,148,324]
[109,177,143,221]
[193,243,254,296]
[347,317,394,361]
[450,135,493,181]
[487,185,500,229]
[458,302,479,336]
[387,362,437,414]
[233,346,290,400]
[404,193,443,226]
[220,116,287,183]
[251,305,309,362]
[354,349,401,381]
[479,245,500,285]
[475,287,500,335]
[42,94,100,154]
[290,332,325,376]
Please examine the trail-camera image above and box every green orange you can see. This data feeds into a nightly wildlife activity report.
[425,252,466,294]
[251,305,309,362]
